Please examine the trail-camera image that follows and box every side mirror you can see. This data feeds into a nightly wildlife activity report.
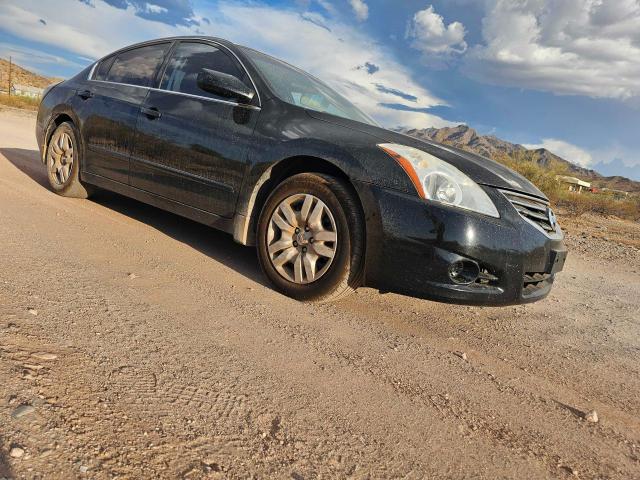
[196,68,255,104]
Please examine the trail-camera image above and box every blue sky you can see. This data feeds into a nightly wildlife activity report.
[0,0,638,180]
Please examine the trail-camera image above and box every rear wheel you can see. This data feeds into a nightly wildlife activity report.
[46,122,93,198]
[257,173,364,302]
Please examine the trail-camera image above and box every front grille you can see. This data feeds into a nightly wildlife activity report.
[474,268,499,287]
[500,190,555,233]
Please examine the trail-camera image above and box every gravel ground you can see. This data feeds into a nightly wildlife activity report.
[1,109,639,479]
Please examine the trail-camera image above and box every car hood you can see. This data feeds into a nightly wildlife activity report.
[307,111,547,201]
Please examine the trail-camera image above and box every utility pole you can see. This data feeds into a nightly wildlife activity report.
[8,56,12,96]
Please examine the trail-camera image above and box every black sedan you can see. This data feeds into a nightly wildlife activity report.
[36,36,566,304]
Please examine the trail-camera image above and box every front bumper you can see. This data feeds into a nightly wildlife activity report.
[356,183,566,306]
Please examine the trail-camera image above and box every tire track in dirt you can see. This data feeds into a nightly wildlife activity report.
[0,192,631,478]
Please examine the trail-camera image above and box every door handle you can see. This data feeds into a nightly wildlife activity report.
[77,89,93,99]
[141,106,161,119]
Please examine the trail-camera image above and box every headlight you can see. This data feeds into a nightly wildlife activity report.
[378,143,499,218]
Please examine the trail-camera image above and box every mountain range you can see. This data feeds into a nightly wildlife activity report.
[401,125,640,194]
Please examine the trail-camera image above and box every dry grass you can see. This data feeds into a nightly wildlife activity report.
[0,58,58,89]
[493,150,639,221]
[0,93,40,111]
[555,191,640,221]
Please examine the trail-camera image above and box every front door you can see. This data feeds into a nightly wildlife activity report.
[129,41,260,218]
[77,42,171,184]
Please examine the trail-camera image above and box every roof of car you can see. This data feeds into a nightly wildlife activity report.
[149,35,235,46]
[102,36,238,60]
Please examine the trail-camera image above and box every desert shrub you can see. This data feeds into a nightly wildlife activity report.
[489,150,639,221]
[555,191,640,221]
[0,93,40,110]
[493,150,567,203]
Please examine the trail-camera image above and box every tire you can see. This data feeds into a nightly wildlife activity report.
[45,121,93,198]
[257,173,365,302]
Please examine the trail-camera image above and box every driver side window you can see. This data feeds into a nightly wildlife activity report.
[160,42,248,101]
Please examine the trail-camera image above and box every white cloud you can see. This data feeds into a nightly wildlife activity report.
[0,0,455,129]
[0,2,179,59]
[0,42,84,71]
[208,2,453,128]
[464,0,640,99]
[144,3,168,14]
[524,139,640,176]
[592,144,640,169]
[348,0,368,22]
[316,0,338,17]
[407,5,467,60]
[524,139,594,167]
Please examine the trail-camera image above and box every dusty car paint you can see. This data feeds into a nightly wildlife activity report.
[36,36,566,305]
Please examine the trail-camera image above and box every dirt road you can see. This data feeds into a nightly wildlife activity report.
[1,108,639,479]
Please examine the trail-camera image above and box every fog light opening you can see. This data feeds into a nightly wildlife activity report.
[448,261,480,285]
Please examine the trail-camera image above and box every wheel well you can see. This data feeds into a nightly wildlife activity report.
[43,114,74,157]
[241,156,364,245]
[53,113,73,127]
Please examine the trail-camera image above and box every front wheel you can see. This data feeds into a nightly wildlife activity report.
[257,173,365,303]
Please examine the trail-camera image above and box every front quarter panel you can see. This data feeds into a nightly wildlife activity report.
[237,100,417,213]
[234,100,418,245]
[240,101,374,190]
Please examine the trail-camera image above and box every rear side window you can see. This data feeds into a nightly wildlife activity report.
[105,43,170,87]
[160,42,248,100]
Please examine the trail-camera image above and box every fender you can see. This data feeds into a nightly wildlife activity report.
[40,103,82,164]
[232,137,374,246]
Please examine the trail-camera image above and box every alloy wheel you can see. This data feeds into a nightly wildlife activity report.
[267,194,338,284]
[48,130,74,186]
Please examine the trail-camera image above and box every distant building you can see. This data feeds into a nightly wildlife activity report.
[11,84,44,98]
[556,175,591,193]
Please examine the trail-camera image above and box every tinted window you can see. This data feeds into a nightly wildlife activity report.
[93,56,115,81]
[106,43,170,87]
[160,42,248,99]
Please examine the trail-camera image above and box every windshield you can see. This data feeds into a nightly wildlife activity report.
[242,48,378,126]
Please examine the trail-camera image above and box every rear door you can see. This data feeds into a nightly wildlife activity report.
[78,42,171,184]
[129,41,260,217]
